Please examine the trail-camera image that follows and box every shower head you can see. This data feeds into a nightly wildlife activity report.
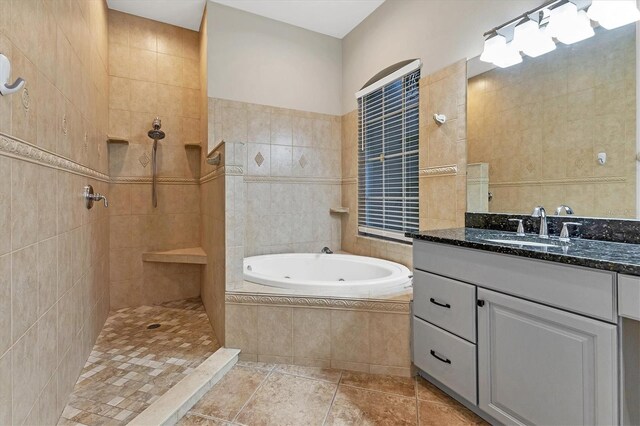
[147,117,165,140]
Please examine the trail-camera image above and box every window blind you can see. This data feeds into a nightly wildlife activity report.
[357,67,420,243]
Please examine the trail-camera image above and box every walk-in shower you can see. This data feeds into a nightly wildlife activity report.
[148,117,165,207]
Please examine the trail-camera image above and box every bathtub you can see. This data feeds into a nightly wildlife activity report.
[243,253,412,296]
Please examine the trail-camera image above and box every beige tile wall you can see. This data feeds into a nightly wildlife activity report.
[225,303,412,377]
[107,183,201,308]
[0,0,111,424]
[468,26,636,218]
[200,170,226,344]
[107,10,201,179]
[207,98,343,290]
[419,60,467,230]
[107,10,204,309]
[199,7,226,344]
[340,61,467,267]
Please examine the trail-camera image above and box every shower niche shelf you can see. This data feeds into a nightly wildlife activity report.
[142,247,207,265]
[107,136,129,144]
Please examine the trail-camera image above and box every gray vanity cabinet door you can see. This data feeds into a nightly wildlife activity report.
[477,288,618,426]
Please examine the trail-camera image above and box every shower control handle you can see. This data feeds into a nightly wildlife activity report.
[84,185,108,209]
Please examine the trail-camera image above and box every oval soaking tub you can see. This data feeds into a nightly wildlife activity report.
[243,253,412,296]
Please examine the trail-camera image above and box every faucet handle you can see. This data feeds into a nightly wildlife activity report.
[531,206,545,217]
[508,218,525,236]
[559,222,582,242]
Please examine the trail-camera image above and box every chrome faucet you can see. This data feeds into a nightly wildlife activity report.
[321,247,333,254]
[531,206,548,239]
[555,205,574,215]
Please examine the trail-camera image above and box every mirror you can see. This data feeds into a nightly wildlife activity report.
[466,25,636,219]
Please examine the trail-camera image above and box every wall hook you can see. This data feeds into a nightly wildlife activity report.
[433,113,447,125]
[0,53,25,96]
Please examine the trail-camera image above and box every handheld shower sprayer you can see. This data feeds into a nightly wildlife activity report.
[148,117,166,208]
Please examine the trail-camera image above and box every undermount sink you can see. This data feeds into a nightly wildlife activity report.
[483,239,559,248]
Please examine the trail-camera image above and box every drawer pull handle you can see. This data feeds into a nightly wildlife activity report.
[430,298,451,309]
[430,350,451,364]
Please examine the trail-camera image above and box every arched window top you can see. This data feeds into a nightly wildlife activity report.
[356,59,422,99]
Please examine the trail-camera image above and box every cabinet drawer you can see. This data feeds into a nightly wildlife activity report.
[413,316,476,405]
[414,240,617,322]
[619,275,640,321]
[413,270,476,342]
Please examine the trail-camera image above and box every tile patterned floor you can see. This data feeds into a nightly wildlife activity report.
[58,298,219,426]
[180,362,488,426]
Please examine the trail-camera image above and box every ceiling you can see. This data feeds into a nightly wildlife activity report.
[212,0,385,38]
[106,0,207,31]
[107,0,385,38]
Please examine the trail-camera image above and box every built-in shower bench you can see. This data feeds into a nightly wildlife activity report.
[142,247,207,264]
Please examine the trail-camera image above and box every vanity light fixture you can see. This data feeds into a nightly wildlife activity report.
[588,0,640,30]
[512,19,556,57]
[547,2,594,45]
[479,33,507,63]
[480,34,522,68]
[494,41,523,68]
[480,0,640,68]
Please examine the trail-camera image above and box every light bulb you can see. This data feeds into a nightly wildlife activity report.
[493,41,523,68]
[588,0,640,29]
[512,19,556,58]
[480,33,522,68]
[480,34,507,63]
[548,2,594,45]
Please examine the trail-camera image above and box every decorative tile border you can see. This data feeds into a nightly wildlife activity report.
[244,175,342,185]
[110,165,245,185]
[110,176,200,185]
[0,133,109,182]
[224,165,243,176]
[467,177,489,184]
[225,292,410,313]
[199,165,243,183]
[199,167,224,184]
[342,177,358,185]
[489,176,627,187]
[419,165,458,177]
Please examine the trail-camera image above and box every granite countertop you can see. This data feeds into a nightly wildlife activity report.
[407,228,640,276]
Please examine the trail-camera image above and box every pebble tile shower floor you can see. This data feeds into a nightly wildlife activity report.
[179,362,487,426]
[58,298,219,425]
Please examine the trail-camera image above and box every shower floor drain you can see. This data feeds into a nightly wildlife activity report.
[147,323,161,329]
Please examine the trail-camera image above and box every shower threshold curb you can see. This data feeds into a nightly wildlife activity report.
[129,347,240,426]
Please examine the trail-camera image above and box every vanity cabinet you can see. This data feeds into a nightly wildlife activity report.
[477,288,618,426]
[619,275,640,321]
[412,240,620,425]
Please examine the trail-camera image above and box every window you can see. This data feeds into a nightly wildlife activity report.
[357,63,420,243]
